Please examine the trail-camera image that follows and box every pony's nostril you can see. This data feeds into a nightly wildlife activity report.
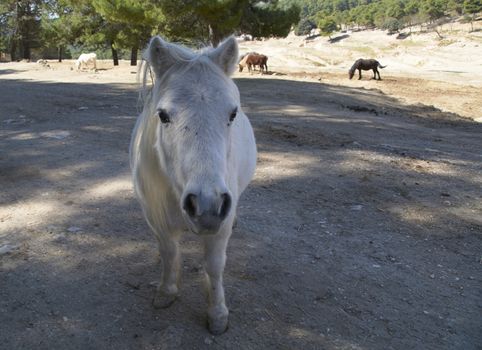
[183,193,198,218]
[219,193,232,219]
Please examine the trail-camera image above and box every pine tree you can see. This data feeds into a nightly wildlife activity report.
[464,0,482,31]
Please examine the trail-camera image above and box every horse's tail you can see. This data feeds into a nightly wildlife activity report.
[378,63,386,69]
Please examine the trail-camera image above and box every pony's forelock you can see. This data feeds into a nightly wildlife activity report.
[137,39,236,116]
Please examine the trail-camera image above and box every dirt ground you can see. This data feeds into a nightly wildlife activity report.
[1,45,481,350]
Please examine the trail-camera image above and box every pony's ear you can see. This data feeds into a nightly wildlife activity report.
[207,36,239,76]
[147,36,192,77]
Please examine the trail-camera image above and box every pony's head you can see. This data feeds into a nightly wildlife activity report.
[143,36,240,234]
[348,66,355,79]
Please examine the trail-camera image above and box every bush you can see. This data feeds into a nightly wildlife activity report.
[318,17,337,37]
[294,18,317,36]
[383,18,403,34]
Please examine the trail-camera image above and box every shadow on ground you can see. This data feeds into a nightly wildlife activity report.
[1,75,481,349]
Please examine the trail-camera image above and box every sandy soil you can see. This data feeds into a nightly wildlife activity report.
[1,28,481,350]
[239,24,482,122]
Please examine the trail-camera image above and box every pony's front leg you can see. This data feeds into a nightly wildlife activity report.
[202,228,231,335]
[358,69,362,80]
[153,233,181,309]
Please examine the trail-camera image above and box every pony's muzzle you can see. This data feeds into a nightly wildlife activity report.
[182,190,232,234]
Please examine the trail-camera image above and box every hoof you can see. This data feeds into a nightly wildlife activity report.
[152,291,177,309]
[208,313,229,335]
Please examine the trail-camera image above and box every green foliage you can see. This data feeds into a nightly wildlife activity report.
[0,0,303,62]
[383,17,403,32]
[386,0,405,19]
[282,0,474,35]
[241,1,300,39]
[1,0,476,62]
[463,0,481,31]
[160,0,299,45]
[463,0,482,14]
[294,17,317,35]
[1,0,43,60]
[318,16,337,36]
[421,0,447,21]
[447,0,463,15]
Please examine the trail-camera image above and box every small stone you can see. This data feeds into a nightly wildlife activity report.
[350,204,363,211]
[42,130,70,140]
[0,243,19,255]
[67,226,82,233]
[78,106,89,110]
[430,274,435,279]
[204,337,213,345]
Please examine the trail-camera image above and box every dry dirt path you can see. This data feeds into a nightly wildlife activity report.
[1,63,481,349]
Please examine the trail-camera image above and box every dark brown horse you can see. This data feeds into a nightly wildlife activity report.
[349,58,386,80]
[239,53,268,73]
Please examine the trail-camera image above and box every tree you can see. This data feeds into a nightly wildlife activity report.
[318,16,337,39]
[464,0,482,31]
[161,0,247,46]
[386,0,405,20]
[294,17,316,35]
[384,17,403,33]
[41,0,77,62]
[404,0,421,32]
[161,0,299,46]
[92,0,164,65]
[240,1,300,39]
[0,2,15,56]
[421,0,447,23]
[1,0,42,61]
[447,0,463,16]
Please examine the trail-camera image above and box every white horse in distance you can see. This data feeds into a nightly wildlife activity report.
[130,36,257,334]
[75,52,97,71]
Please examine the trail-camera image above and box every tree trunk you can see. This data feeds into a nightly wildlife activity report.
[22,42,30,60]
[209,25,222,47]
[58,46,63,62]
[20,3,31,60]
[10,39,17,61]
[130,46,138,66]
[111,44,119,66]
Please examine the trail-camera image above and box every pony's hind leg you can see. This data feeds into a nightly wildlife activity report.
[202,229,231,335]
[153,233,181,309]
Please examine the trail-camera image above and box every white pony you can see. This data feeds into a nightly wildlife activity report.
[130,36,257,334]
[75,52,97,71]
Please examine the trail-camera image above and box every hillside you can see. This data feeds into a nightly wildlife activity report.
[236,21,482,121]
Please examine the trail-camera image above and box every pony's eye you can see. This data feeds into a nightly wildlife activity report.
[229,108,237,123]
[158,109,170,124]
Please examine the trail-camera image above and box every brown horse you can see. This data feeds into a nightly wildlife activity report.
[349,58,386,80]
[239,53,268,73]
